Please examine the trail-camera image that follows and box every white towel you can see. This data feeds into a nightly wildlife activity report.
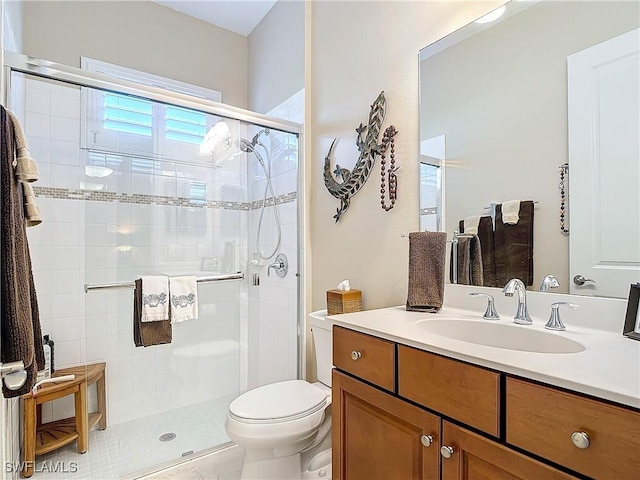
[140,276,169,322]
[501,200,521,225]
[169,276,198,323]
[463,215,481,234]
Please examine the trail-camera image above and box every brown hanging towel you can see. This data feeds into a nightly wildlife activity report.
[406,231,447,312]
[1,105,45,398]
[494,201,535,287]
[449,235,484,286]
[133,279,172,347]
[459,216,496,287]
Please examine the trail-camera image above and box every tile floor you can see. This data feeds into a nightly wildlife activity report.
[29,395,236,480]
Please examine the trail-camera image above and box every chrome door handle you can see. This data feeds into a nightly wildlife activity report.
[573,275,595,286]
[351,351,362,360]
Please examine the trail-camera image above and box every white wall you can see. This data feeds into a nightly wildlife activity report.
[308,1,504,310]
[20,0,248,109]
[248,1,304,114]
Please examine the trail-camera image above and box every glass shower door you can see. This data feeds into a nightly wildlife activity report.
[80,87,247,476]
[9,64,300,479]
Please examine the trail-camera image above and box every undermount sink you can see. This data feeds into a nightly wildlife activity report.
[416,319,585,354]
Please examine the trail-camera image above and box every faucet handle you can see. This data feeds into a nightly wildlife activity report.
[469,293,500,320]
[539,274,560,292]
[545,302,580,331]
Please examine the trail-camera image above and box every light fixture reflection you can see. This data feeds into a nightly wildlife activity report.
[475,5,506,24]
[79,181,104,191]
[85,165,114,178]
[200,120,232,156]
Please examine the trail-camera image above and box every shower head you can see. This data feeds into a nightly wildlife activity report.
[237,137,266,168]
[238,138,254,153]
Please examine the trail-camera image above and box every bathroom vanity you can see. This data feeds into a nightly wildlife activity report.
[329,287,640,480]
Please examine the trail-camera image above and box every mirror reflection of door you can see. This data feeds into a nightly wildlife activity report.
[420,135,445,232]
[568,28,640,298]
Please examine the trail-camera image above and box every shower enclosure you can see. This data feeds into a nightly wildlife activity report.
[4,53,302,478]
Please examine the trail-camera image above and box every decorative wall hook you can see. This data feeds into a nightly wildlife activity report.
[323,91,388,222]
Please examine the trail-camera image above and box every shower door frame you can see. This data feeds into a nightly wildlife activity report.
[2,50,306,381]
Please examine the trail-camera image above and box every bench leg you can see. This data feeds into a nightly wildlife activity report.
[97,372,107,430]
[22,398,36,478]
[75,382,88,454]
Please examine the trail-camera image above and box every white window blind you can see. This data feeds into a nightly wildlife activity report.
[81,58,222,158]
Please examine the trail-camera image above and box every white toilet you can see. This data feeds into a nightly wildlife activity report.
[225,310,333,480]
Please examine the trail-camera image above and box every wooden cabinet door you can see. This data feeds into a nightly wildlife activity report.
[332,370,440,480]
[441,422,577,480]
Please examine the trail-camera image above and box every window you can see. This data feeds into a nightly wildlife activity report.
[81,58,222,160]
[103,94,153,137]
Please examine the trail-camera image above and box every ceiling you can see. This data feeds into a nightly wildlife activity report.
[152,0,278,36]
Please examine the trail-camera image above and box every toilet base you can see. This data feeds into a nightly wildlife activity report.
[241,450,301,480]
[302,449,332,479]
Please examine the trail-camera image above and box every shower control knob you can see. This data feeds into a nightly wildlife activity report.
[351,351,362,361]
[573,275,595,286]
[440,445,455,459]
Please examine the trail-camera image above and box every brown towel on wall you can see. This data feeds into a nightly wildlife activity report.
[460,217,497,287]
[494,201,534,287]
[449,235,484,286]
[1,106,45,398]
[406,231,447,312]
[134,279,172,347]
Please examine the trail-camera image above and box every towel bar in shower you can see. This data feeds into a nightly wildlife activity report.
[84,272,244,293]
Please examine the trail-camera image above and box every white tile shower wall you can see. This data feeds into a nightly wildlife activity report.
[18,76,247,431]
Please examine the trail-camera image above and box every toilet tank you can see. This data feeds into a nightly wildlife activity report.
[309,310,332,386]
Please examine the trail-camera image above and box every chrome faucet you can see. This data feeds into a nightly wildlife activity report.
[502,278,532,325]
[539,274,560,292]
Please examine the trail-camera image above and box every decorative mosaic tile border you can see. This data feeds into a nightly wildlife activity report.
[33,186,297,211]
[420,207,437,215]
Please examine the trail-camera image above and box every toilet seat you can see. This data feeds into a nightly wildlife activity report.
[229,380,328,424]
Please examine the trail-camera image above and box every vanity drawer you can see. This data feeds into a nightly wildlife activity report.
[333,326,395,392]
[398,345,501,436]
[506,377,640,479]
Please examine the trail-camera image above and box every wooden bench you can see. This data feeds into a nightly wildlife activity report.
[21,362,106,478]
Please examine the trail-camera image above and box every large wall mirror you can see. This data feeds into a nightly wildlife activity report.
[419,0,639,298]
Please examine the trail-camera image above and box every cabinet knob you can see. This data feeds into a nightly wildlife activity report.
[440,445,454,459]
[571,431,590,449]
[420,434,434,448]
[350,351,362,360]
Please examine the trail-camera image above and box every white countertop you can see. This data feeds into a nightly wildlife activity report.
[328,304,640,409]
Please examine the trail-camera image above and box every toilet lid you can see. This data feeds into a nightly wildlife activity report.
[229,380,328,423]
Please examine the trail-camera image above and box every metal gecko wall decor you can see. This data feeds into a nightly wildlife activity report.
[323,91,398,222]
